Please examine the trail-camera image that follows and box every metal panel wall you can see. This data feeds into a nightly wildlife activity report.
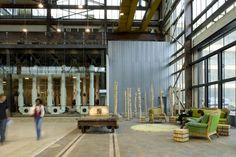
[108,41,171,114]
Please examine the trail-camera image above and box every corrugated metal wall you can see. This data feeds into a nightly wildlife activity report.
[108,41,171,114]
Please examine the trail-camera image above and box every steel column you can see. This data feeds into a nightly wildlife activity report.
[184,0,192,109]
[89,65,95,106]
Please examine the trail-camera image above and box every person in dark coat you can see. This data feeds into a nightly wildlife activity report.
[0,94,8,144]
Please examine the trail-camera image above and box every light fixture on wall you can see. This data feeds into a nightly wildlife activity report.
[119,12,124,16]
[56,20,62,32]
[85,7,90,33]
[56,27,62,32]
[85,28,90,33]
[38,1,44,8]
[22,28,28,32]
[22,7,28,33]
[55,7,62,33]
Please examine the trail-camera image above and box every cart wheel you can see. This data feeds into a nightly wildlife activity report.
[81,127,86,133]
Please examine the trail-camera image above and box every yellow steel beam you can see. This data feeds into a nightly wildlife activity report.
[139,0,162,32]
[117,0,138,32]
[117,0,130,32]
[126,0,138,31]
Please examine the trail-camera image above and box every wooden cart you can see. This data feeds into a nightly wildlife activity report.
[77,115,119,133]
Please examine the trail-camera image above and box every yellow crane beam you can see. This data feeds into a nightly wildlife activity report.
[117,0,138,32]
[126,0,138,31]
[139,0,162,32]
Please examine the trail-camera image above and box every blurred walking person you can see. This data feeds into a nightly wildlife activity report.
[33,98,45,140]
[0,94,8,144]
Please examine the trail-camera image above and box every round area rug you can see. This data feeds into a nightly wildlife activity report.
[131,124,179,132]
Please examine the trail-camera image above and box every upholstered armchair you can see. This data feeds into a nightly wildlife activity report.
[219,108,230,124]
[186,111,220,142]
[149,107,167,123]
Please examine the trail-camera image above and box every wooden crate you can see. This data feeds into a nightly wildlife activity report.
[217,124,230,136]
[139,116,146,123]
[169,116,178,123]
[173,129,189,142]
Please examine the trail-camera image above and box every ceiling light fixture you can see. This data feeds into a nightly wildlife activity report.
[56,28,62,32]
[85,28,90,33]
[25,77,29,80]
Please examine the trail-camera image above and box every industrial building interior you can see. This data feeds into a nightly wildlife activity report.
[0,0,236,157]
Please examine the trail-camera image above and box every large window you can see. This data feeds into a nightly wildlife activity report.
[193,44,236,111]
[192,0,236,36]
[193,38,236,113]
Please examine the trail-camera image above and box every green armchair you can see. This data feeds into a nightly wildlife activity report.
[219,108,230,124]
[187,108,228,124]
[149,107,167,123]
[186,111,220,142]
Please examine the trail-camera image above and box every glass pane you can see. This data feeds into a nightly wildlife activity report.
[199,87,205,108]
[192,61,205,85]
[193,64,198,85]
[208,84,218,108]
[32,9,46,17]
[209,38,224,53]
[223,81,236,114]
[223,46,236,79]
[208,55,218,82]
[224,29,236,45]
[199,61,205,84]
[107,10,119,19]
[192,88,198,108]
[134,10,145,20]
[107,0,120,6]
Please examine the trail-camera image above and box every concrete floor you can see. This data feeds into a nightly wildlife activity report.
[0,118,236,157]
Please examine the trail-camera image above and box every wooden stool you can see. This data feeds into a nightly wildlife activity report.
[140,116,146,123]
[169,116,178,124]
[217,124,230,136]
[173,129,189,142]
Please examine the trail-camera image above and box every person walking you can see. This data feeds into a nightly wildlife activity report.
[33,98,45,140]
[0,94,8,144]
